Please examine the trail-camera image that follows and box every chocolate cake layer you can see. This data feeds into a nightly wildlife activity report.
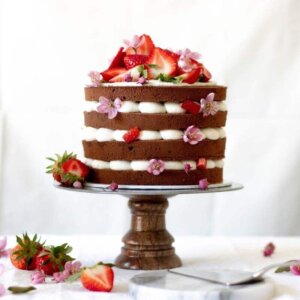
[88,168,222,185]
[85,85,226,102]
[83,139,226,161]
[84,111,227,130]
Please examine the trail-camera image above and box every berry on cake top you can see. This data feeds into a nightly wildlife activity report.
[88,34,212,86]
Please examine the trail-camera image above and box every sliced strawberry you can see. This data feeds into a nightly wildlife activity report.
[123,54,148,70]
[108,47,125,69]
[125,34,155,56]
[81,263,114,292]
[109,65,143,83]
[62,158,89,178]
[146,47,177,79]
[101,67,127,81]
[136,34,155,55]
[197,158,207,169]
[181,100,201,115]
[123,127,140,143]
[177,67,201,84]
[199,66,212,82]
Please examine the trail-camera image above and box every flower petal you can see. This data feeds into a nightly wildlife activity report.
[107,108,118,119]
[0,237,7,250]
[0,284,5,296]
[206,93,215,102]
[199,178,209,190]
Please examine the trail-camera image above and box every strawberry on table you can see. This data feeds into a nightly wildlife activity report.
[36,243,74,276]
[181,100,201,115]
[10,233,44,270]
[123,127,140,143]
[81,263,114,292]
[145,47,177,79]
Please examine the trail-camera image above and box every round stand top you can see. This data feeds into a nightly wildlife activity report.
[54,181,243,197]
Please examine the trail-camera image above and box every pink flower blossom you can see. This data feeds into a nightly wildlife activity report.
[0,284,5,297]
[177,48,201,73]
[73,181,83,189]
[124,73,133,82]
[184,163,192,174]
[290,263,300,275]
[123,35,144,52]
[0,264,4,276]
[109,182,118,191]
[263,242,275,257]
[0,237,9,258]
[199,178,209,190]
[53,261,82,283]
[200,93,219,117]
[31,271,46,284]
[147,159,165,176]
[64,261,82,274]
[183,126,205,145]
[53,270,69,283]
[137,77,147,85]
[97,96,122,119]
[87,71,103,87]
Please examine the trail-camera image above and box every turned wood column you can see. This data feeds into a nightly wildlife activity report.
[115,195,182,270]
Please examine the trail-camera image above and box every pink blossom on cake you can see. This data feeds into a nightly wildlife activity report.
[177,48,201,72]
[87,71,103,87]
[201,93,219,117]
[137,76,147,85]
[123,35,144,52]
[184,163,192,174]
[183,126,205,145]
[97,97,122,119]
[199,178,209,190]
[147,159,165,175]
[109,182,118,191]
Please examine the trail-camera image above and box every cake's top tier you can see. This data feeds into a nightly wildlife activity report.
[87,34,218,87]
[85,84,227,102]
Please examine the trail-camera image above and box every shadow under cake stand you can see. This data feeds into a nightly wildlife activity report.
[55,182,243,270]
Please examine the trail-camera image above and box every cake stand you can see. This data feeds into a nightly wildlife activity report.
[55,182,243,270]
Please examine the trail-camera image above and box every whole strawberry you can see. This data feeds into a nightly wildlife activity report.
[81,262,114,292]
[10,233,44,270]
[36,243,74,275]
[46,151,89,186]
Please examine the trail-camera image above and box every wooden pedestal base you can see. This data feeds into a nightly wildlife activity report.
[115,195,182,270]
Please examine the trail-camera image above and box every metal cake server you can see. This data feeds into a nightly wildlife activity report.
[168,260,298,286]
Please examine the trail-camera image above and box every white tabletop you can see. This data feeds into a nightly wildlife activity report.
[1,235,300,299]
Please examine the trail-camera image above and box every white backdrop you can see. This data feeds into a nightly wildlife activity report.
[0,0,300,236]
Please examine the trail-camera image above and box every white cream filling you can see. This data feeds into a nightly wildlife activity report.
[85,159,223,171]
[84,100,227,114]
[82,126,226,141]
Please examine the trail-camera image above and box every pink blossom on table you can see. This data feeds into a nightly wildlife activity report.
[87,71,103,87]
[53,270,70,283]
[0,237,9,258]
[263,242,275,257]
[177,48,201,73]
[137,77,147,85]
[184,163,192,174]
[97,96,122,119]
[64,261,82,274]
[183,126,205,145]
[200,93,219,117]
[123,35,144,52]
[124,73,133,82]
[290,263,300,275]
[109,182,118,191]
[147,159,165,176]
[73,181,83,189]
[0,284,5,297]
[0,264,4,276]
[199,178,209,190]
[31,271,46,284]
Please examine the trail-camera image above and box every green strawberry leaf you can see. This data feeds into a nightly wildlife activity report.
[8,286,36,294]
